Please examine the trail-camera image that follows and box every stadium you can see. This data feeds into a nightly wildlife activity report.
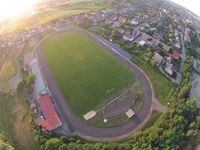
[34,28,154,141]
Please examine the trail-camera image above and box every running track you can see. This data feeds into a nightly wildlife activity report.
[35,28,154,141]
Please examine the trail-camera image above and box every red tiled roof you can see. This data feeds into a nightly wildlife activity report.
[171,50,181,59]
[37,95,61,131]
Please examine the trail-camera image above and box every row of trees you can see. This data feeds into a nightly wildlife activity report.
[17,72,35,94]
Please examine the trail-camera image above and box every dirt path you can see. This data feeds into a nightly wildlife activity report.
[34,27,154,141]
[152,98,166,112]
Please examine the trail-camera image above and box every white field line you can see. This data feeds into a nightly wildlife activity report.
[96,90,129,113]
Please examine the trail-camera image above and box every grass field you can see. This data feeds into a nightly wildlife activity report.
[88,80,142,127]
[88,110,129,127]
[131,56,176,104]
[0,92,38,150]
[42,32,137,117]
[0,60,17,83]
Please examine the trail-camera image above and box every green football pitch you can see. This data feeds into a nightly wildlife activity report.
[42,32,137,117]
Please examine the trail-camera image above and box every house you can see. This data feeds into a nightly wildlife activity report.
[118,16,126,24]
[123,33,135,41]
[152,53,163,65]
[162,44,170,52]
[140,32,159,48]
[101,9,113,15]
[130,19,139,25]
[109,15,118,21]
[117,28,125,34]
[123,32,139,42]
[175,29,179,37]
[105,19,113,25]
[184,30,190,42]
[112,21,121,28]
[30,98,36,110]
[138,40,146,46]
[153,32,163,40]
[197,48,200,54]
[73,16,83,24]
[165,63,174,76]
[92,14,104,24]
[37,95,62,131]
[149,28,157,31]
[171,50,181,60]
[173,40,181,49]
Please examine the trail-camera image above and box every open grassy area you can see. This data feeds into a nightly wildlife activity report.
[88,110,129,127]
[42,32,137,117]
[88,79,142,127]
[0,60,17,83]
[132,97,143,114]
[131,56,176,104]
[0,92,38,150]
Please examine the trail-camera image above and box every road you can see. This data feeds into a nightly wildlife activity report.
[174,27,186,84]
[35,28,154,141]
[190,71,200,108]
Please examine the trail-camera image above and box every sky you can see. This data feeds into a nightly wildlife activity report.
[0,0,39,20]
[171,0,200,17]
[0,0,199,20]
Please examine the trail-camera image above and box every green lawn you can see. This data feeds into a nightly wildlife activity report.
[131,56,176,104]
[132,96,143,114]
[88,110,129,127]
[0,60,17,83]
[42,32,137,117]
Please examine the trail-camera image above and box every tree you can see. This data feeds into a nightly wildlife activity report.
[110,30,121,40]
[25,73,35,87]
[42,138,62,150]
[0,139,15,150]
[0,133,14,150]
[80,18,91,29]
[58,144,68,150]
[17,73,35,93]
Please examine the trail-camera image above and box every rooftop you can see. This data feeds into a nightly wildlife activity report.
[153,53,163,64]
[171,50,181,59]
[37,95,62,131]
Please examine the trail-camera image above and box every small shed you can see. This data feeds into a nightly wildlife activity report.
[125,109,135,118]
[83,111,96,120]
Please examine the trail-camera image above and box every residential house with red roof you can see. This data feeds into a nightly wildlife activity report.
[171,50,181,60]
